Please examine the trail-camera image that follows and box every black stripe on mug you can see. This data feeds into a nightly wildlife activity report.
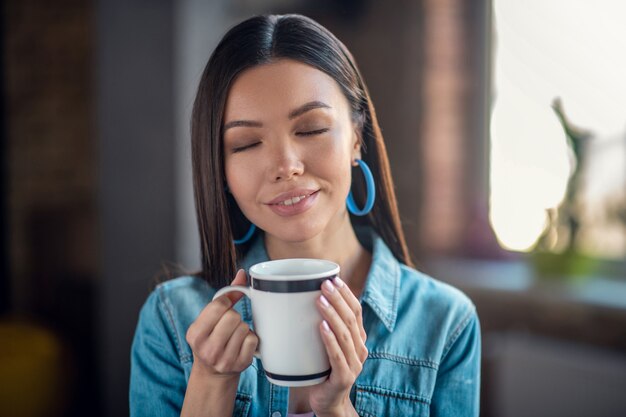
[265,368,331,381]
[252,275,336,293]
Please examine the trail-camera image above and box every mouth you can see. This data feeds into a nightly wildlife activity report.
[273,191,317,206]
[267,189,319,206]
[266,189,320,216]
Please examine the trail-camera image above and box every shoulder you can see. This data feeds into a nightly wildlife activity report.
[140,275,214,327]
[399,264,475,320]
[149,275,214,314]
[135,276,214,362]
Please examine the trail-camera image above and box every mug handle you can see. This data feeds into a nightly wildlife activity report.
[213,285,251,300]
[212,286,260,359]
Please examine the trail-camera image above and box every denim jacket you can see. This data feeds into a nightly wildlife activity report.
[130,232,481,416]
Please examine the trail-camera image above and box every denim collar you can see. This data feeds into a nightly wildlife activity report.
[359,233,401,332]
[239,228,401,332]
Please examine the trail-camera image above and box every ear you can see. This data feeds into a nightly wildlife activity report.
[351,123,363,165]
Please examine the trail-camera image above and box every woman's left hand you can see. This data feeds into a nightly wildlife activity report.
[309,276,368,417]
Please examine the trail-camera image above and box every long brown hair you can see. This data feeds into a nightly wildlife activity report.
[191,14,412,289]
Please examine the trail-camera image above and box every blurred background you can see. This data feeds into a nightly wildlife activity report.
[1,0,625,416]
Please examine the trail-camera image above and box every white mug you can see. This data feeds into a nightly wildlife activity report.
[213,258,339,387]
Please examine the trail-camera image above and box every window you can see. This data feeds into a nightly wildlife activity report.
[489,0,626,261]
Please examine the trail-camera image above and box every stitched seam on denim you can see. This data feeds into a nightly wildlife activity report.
[157,288,188,364]
[390,258,400,329]
[356,389,379,417]
[242,296,251,322]
[234,392,251,417]
[236,392,252,402]
[367,353,439,370]
[269,380,274,415]
[365,302,392,331]
[441,307,475,362]
[357,385,431,405]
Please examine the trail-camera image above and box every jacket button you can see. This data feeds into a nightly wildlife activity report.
[271,412,281,417]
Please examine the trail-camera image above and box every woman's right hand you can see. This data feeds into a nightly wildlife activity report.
[185,269,259,379]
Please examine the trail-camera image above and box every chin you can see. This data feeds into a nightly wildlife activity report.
[267,222,326,244]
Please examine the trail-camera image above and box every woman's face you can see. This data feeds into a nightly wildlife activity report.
[223,59,361,243]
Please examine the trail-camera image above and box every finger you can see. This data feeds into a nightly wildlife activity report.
[208,309,244,346]
[332,276,367,342]
[186,295,234,345]
[224,269,248,305]
[200,310,243,364]
[319,320,351,385]
[231,268,248,286]
[188,269,248,342]
[318,291,361,370]
[235,331,259,368]
[321,280,367,363]
[216,321,251,372]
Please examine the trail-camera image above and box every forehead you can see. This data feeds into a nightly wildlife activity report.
[224,59,349,120]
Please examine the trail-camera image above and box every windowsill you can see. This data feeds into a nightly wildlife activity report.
[425,257,626,351]
[427,257,626,311]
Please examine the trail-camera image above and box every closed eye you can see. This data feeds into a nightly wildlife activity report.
[297,128,329,137]
[232,142,260,153]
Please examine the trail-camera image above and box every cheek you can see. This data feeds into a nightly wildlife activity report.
[306,146,353,210]
[224,158,257,208]
[315,132,354,186]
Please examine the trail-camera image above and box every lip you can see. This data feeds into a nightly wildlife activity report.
[265,189,319,217]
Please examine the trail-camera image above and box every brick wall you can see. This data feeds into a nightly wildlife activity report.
[420,0,495,258]
[310,0,494,259]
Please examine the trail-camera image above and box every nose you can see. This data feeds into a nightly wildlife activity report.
[269,143,304,182]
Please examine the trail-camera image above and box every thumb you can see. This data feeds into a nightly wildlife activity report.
[231,268,248,286]
[224,269,247,305]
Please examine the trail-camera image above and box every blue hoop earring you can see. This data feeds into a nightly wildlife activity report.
[346,159,376,216]
[233,223,256,245]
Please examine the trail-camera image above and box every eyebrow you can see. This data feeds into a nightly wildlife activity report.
[223,120,262,131]
[288,101,331,119]
[223,101,331,131]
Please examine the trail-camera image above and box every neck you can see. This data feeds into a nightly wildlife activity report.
[264,217,371,296]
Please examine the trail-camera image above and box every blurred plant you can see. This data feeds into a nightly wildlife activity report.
[535,98,593,252]
[605,193,626,229]
[532,98,597,277]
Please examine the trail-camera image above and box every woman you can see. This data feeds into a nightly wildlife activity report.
[130,14,480,417]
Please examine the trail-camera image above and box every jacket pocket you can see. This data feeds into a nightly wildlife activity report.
[353,355,436,417]
[354,385,430,417]
[233,392,251,417]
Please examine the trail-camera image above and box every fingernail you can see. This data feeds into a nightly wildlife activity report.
[322,320,331,333]
[320,295,330,308]
[333,276,344,288]
[232,269,245,283]
[323,280,335,292]
[221,295,233,308]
